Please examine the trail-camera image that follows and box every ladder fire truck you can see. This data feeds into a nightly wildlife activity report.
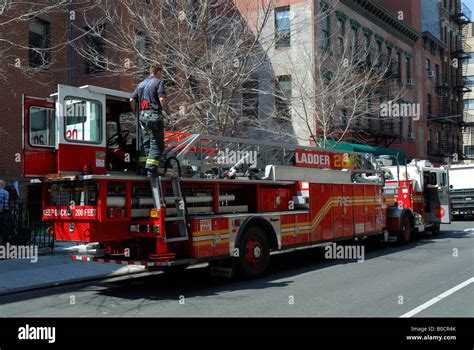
[22,85,450,277]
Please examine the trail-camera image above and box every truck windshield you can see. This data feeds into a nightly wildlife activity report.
[64,98,101,143]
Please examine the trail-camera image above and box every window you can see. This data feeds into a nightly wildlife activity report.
[321,7,330,50]
[376,40,383,65]
[467,52,474,63]
[340,108,348,128]
[435,64,440,85]
[338,18,346,38]
[242,80,259,119]
[365,99,371,129]
[275,75,292,118]
[466,75,474,86]
[29,19,50,68]
[84,25,105,74]
[338,19,345,53]
[437,130,442,147]
[188,0,198,28]
[275,7,291,48]
[364,34,371,62]
[351,26,358,49]
[465,145,474,157]
[406,57,411,81]
[465,99,474,109]
[64,98,102,143]
[135,32,150,77]
[188,74,198,93]
[449,31,453,52]
[427,93,432,116]
[164,44,177,85]
[408,112,413,134]
[29,106,55,147]
[428,128,433,150]
[426,58,431,72]
[386,47,392,64]
[444,61,449,84]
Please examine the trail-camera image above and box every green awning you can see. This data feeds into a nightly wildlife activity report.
[319,140,406,164]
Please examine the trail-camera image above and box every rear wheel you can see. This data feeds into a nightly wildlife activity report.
[237,226,270,279]
[398,215,413,243]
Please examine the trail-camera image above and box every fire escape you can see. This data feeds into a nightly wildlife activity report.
[430,2,471,159]
[355,50,402,147]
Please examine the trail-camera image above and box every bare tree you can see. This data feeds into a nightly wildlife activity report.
[251,6,407,148]
[70,0,319,136]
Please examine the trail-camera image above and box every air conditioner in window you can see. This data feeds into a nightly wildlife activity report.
[407,132,415,140]
[406,79,415,86]
[427,70,436,78]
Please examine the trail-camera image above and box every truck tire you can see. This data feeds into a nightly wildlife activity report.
[398,214,413,243]
[236,226,270,279]
[430,222,440,236]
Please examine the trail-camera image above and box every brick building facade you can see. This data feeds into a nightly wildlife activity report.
[0,0,471,195]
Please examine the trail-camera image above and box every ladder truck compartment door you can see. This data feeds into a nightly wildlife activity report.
[22,95,56,177]
[56,84,106,174]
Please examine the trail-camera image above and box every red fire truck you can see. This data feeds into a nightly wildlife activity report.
[22,84,449,278]
[381,158,451,238]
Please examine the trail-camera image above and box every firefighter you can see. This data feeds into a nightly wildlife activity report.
[0,180,9,244]
[130,64,167,177]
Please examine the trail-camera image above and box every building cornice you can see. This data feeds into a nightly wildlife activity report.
[340,0,421,46]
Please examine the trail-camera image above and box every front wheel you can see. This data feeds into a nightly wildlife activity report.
[398,215,413,243]
[236,226,270,279]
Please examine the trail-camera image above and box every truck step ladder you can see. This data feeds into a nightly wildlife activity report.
[166,176,189,242]
[149,174,189,244]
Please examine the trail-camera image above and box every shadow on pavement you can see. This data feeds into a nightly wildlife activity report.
[1,227,471,307]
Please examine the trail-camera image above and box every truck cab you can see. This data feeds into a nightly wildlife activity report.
[383,159,451,231]
[23,84,138,178]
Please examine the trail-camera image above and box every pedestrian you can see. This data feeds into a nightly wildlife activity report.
[0,180,9,244]
[130,64,168,177]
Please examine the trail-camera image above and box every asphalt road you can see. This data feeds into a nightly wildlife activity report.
[0,221,473,317]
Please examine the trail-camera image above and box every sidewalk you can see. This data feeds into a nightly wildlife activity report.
[0,241,146,296]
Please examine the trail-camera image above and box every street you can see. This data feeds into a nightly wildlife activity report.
[0,221,472,317]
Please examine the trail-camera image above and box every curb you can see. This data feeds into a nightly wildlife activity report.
[0,267,150,297]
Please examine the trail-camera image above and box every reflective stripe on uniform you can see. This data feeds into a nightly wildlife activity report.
[139,157,148,163]
[146,159,160,166]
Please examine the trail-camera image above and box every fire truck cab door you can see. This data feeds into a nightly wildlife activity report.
[22,95,56,177]
[56,84,107,174]
[436,170,451,224]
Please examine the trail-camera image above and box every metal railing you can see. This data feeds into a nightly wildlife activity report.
[1,202,54,251]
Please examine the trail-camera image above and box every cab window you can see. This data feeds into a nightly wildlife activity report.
[64,98,101,143]
[29,106,55,147]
